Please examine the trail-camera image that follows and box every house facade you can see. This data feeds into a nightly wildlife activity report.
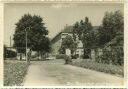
[75,41,84,58]
[51,26,84,58]
[51,25,100,59]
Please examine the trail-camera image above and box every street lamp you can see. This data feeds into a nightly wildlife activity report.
[25,27,27,63]
[25,27,31,63]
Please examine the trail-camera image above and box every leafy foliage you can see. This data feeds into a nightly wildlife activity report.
[95,10,124,65]
[73,17,95,58]
[71,10,124,66]
[96,46,123,66]
[98,10,124,46]
[5,50,17,58]
[4,60,28,86]
[60,35,76,54]
[71,59,123,76]
[62,35,74,49]
[13,14,50,54]
[56,54,67,59]
[4,45,7,58]
[73,17,93,41]
[58,46,65,54]
[4,45,17,59]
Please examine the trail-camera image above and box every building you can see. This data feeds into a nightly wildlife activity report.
[75,41,84,58]
[51,25,100,59]
[51,25,84,58]
[51,26,72,55]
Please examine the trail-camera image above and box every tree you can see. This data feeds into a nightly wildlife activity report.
[98,10,124,46]
[4,45,7,59]
[95,10,124,65]
[61,35,76,54]
[58,46,65,54]
[81,17,93,47]
[81,17,93,57]
[72,17,94,58]
[13,14,50,59]
[39,37,51,59]
[73,21,79,41]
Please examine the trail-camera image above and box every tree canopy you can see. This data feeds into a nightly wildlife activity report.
[98,10,124,46]
[59,35,76,54]
[71,10,123,59]
[13,14,50,54]
[72,11,123,49]
[73,17,95,49]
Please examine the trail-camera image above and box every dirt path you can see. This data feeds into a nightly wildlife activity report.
[23,59,123,86]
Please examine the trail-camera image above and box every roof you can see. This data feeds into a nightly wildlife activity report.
[104,34,123,48]
[62,25,73,33]
[51,25,73,44]
[51,25,99,44]
[51,32,61,44]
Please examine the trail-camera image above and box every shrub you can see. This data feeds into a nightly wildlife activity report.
[56,54,67,59]
[4,60,29,86]
[70,59,123,76]
[71,54,78,59]
[96,46,123,65]
[64,55,72,64]
[6,50,17,58]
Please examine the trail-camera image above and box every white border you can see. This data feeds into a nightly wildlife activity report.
[0,0,127,88]
[0,2,4,87]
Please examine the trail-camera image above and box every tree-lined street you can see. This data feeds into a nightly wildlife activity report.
[4,4,124,86]
[23,59,123,86]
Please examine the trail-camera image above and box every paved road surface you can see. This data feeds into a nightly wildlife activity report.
[23,59,123,86]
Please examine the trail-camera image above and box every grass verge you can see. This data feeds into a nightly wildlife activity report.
[4,60,29,86]
[70,59,123,77]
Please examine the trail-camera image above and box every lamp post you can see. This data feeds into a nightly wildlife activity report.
[25,26,32,63]
[25,27,28,63]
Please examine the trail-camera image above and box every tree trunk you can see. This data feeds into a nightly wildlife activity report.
[38,51,40,60]
[20,53,22,61]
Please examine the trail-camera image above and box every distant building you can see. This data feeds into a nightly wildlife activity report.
[51,25,99,58]
[6,47,17,52]
[51,26,83,58]
[51,30,72,55]
[76,41,84,58]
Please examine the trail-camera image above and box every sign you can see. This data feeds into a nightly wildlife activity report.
[66,49,71,56]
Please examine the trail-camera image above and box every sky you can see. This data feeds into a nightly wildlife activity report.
[4,3,123,46]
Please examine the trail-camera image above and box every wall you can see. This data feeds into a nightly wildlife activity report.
[51,38,62,56]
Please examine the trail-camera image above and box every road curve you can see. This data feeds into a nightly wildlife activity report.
[23,59,124,86]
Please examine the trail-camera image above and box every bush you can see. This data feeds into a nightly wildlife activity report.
[71,54,78,59]
[96,46,123,65]
[64,55,72,64]
[56,54,67,59]
[83,54,90,59]
[4,60,29,86]
[5,50,17,58]
[70,59,123,76]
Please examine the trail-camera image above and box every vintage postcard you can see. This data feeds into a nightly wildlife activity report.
[0,0,127,88]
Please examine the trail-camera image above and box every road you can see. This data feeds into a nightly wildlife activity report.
[23,59,123,86]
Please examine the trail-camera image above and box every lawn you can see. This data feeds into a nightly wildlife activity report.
[70,59,124,77]
[4,60,29,86]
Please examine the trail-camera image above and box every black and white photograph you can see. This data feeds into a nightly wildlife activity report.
[3,1,124,87]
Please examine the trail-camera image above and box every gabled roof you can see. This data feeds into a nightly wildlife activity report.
[51,25,99,44]
[104,34,123,48]
[62,26,73,33]
[51,26,73,44]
